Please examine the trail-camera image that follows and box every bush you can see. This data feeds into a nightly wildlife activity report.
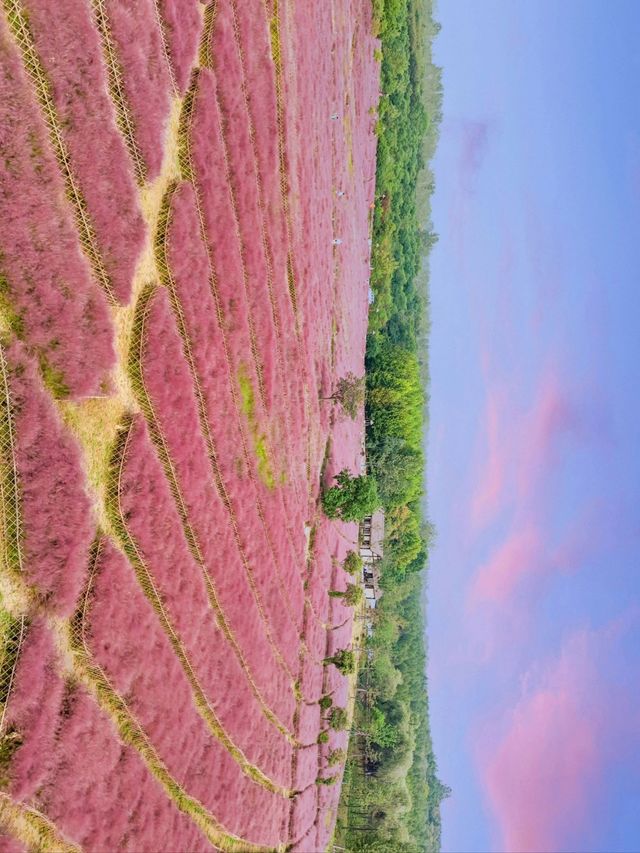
[322,373,365,419]
[317,731,329,744]
[319,694,333,710]
[329,584,364,606]
[327,747,347,767]
[322,470,379,521]
[316,775,338,786]
[328,707,349,731]
[324,649,356,674]
[343,550,363,575]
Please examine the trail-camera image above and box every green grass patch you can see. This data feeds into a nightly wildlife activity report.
[237,364,276,489]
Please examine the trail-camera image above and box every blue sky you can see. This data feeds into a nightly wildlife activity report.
[426,2,640,851]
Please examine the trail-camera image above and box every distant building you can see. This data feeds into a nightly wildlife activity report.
[359,510,384,608]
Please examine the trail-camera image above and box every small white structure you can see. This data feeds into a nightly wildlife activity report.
[359,510,385,609]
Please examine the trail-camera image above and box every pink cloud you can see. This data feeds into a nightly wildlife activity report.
[468,368,575,536]
[468,524,542,606]
[478,631,606,852]
[470,390,508,529]
[517,369,578,499]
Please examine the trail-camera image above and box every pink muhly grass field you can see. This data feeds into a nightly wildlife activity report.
[214,0,304,403]
[104,0,172,180]
[82,550,291,847]
[0,835,25,853]
[294,721,320,786]
[155,0,202,93]
[20,0,145,303]
[166,181,308,604]
[2,619,65,801]
[35,686,211,852]
[166,185,307,608]
[0,24,115,398]
[211,3,311,503]
[86,537,293,790]
[6,343,94,615]
[205,19,279,411]
[289,783,318,844]
[189,69,277,405]
[116,414,297,729]
[139,288,303,664]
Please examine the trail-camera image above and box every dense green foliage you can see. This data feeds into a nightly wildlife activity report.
[325,649,357,675]
[343,550,364,575]
[322,470,380,521]
[335,0,447,849]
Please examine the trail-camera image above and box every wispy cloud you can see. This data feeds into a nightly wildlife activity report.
[476,621,640,853]
[470,387,508,529]
[468,523,542,606]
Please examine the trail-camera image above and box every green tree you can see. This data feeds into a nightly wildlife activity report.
[328,707,349,730]
[370,652,403,701]
[321,372,366,419]
[329,583,364,606]
[322,470,379,521]
[369,706,399,749]
[324,649,356,674]
[369,436,423,508]
[343,550,363,575]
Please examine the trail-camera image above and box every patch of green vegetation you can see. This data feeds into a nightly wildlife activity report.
[0,728,22,789]
[322,469,379,521]
[0,608,26,781]
[0,274,24,339]
[237,364,276,489]
[335,1,447,850]
[38,351,69,400]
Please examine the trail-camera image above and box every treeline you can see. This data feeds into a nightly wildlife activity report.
[335,0,446,850]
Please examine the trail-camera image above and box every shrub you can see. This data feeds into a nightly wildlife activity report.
[322,469,379,521]
[317,731,329,744]
[321,372,365,419]
[324,649,356,675]
[328,707,348,731]
[327,748,347,767]
[343,550,363,575]
[316,775,338,786]
[329,584,363,606]
[318,695,333,710]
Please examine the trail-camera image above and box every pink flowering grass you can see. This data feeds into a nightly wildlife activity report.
[187,71,311,525]
[5,342,94,614]
[20,0,145,303]
[2,619,64,800]
[189,69,278,407]
[294,717,319,786]
[115,413,297,728]
[0,23,115,398]
[289,785,318,849]
[35,686,212,852]
[155,0,202,93]
[78,542,291,846]
[85,537,293,789]
[171,164,310,568]
[104,0,172,180]
[210,4,311,515]
[139,287,302,661]
[165,185,308,622]
[220,0,308,416]
[208,7,281,411]
[0,834,25,853]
